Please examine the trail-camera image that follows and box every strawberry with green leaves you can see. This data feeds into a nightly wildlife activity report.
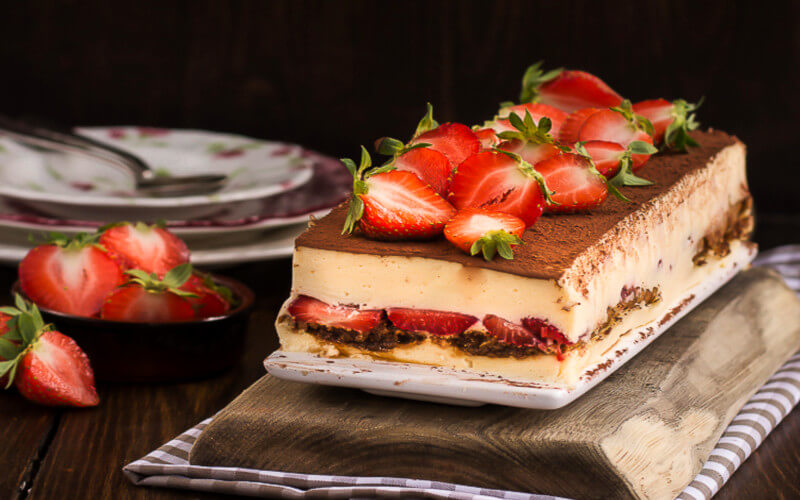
[19,232,124,317]
[519,62,623,113]
[496,102,569,135]
[99,221,190,277]
[100,263,197,322]
[578,140,659,179]
[444,208,525,261]
[557,107,601,145]
[496,110,568,166]
[632,98,702,151]
[0,296,99,407]
[449,149,554,227]
[342,147,456,240]
[182,271,235,319]
[577,100,655,168]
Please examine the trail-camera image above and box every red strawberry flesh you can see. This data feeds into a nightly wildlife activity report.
[411,123,481,168]
[558,107,601,145]
[582,140,625,177]
[386,308,477,336]
[100,285,196,323]
[443,208,526,254]
[100,223,190,276]
[483,315,543,348]
[538,70,623,113]
[499,103,568,134]
[288,295,383,334]
[394,147,452,197]
[632,99,673,143]
[535,153,608,212]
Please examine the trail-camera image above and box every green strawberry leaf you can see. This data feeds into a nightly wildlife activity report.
[164,263,194,288]
[663,98,703,152]
[0,338,21,361]
[413,102,439,138]
[520,61,563,104]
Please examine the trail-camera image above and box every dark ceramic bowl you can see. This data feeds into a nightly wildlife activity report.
[11,274,255,383]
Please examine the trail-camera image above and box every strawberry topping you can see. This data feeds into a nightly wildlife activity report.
[558,107,601,145]
[394,146,453,197]
[410,122,481,168]
[386,308,477,336]
[498,103,568,135]
[519,62,623,113]
[535,153,609,212]
[99,222,190,276]
[444,208,525,261]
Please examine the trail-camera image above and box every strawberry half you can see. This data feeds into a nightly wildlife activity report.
[19,233,124,317]
[444,208,525,261]
[581,140,626,177]
[342,147,456,240]
[182,273,233,319]
[632,98,701,151]
[483,315,543,348]
[99,222,190,277]
[0,298,98,407]
[535,152,611,212]
[287,295,383,334]
[386,308,477,336]
[473,128,500,149]
[577,102,655,168]
[498,103,568,135]
[100,263,197,322]
[519,62,623,113]
[449,149,553,227]
[558,107,601,145]
[410,122,481,169]
[393,147,452,197]
[495,109,566,166]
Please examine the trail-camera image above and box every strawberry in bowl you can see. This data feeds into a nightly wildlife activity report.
[13,224,255,382]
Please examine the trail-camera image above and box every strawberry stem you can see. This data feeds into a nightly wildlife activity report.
[470,230,523,261]
[0,296,52,389]
[519,61,563,104]
[663,98,702,152]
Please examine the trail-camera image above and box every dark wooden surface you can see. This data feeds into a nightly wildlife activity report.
[0,246,796,499]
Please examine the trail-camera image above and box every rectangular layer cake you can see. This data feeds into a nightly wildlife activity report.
[275,130,755,387]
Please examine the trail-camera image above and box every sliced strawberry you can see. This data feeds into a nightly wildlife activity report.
[497,139,561,167]
[521,317,573,346]
[287,295,383,334]
[473,128,500,149]
[498,103,568,135]
[386,308,477,336]
[99,222,190,276]
[410,122,481,169]
[444,208,525,261]
[19,235,124,317]
[0,300,98,407]
[483,315,543,348]
[558,107,601,145]
[449,150,550,227]
[535,153,609,212]
[182,274,232,319]
[394,146,452,197]
[100,263,197,322]
[581,140,626,177]
[632,98,701,151]
[577,108,654,168]
[342,149,456,240]
[519,62,623,113]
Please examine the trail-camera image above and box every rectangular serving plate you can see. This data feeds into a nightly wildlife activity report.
[265,245,756,409]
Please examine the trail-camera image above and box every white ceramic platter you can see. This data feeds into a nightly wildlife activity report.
[0,127,313,220]
[265,245,757,409]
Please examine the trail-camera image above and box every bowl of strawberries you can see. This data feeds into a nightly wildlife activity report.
[11,222,254,382]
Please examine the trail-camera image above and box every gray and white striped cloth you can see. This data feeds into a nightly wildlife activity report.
[124,245,800,500]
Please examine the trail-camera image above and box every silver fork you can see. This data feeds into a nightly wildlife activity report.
[0,116,228,197]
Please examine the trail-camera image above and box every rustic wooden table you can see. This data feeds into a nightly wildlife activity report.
[1,249,799,499]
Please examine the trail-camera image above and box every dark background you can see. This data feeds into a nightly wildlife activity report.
[1,0,798,231]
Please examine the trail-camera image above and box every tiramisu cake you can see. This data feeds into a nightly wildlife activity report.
[275,63,755,387]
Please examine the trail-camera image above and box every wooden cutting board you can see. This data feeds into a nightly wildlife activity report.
[189,268,800,500]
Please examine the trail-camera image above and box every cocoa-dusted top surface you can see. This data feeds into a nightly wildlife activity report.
[296,130,739,279]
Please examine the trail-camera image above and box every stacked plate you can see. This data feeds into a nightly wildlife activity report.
[0,126,351,266]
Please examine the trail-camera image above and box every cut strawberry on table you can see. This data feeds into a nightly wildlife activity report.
[632,98,701,151]
[100,263,197,322]
[519,62,624,113]
[0,297,99,407]
[558,107,601,145]
[577,101,655,167]
[497,103,568,135]
[287,295,383,334]
[342,147,456,240]
[444,208,526,261]
[449,149,553,227]
[496,110,566,166]
[19,233,124,317]
[535,152,615,212]
[483,314,543,348]
[386,308,477,336]
[99,221,190,277]
[182,272,234,319]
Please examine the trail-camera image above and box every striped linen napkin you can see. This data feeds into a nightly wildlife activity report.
[123,246,800,499]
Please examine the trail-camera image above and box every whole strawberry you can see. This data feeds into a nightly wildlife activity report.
[519,62,624,113]
[19,232,124,317]
[99,221,190,277]
[341,146,455,240]
[0,297,99,407]
[100,263,198,323]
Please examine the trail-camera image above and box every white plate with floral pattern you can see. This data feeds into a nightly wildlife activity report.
[0,126,313,220]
